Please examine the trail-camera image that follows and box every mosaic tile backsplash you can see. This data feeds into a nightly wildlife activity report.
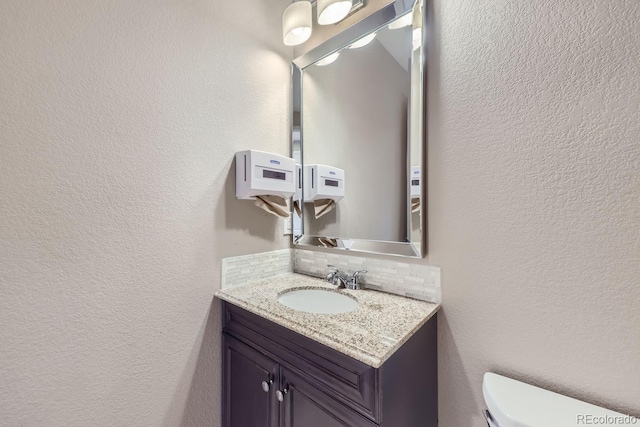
[221,248,441,303]
[293,249,441,303]
[221,249,293,289]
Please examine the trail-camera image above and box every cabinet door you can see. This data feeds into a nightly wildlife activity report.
[280,368,377,427]
[223,333,279,427]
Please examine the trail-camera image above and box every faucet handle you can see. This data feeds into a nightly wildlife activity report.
[351,270,367,285]
[326,265,348,288]
[326,265,339,283]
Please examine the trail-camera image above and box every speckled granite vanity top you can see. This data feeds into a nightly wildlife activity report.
[215,273,440,368]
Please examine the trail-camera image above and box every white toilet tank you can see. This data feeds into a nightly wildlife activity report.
[482,372,635,427]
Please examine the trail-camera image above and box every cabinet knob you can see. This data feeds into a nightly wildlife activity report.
[261,379,273,393]
[276,387,288,402]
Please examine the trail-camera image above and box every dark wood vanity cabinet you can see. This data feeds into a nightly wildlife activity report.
[221,301,438,427]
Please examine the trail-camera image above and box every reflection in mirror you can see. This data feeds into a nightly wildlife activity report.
[292,0,424,258]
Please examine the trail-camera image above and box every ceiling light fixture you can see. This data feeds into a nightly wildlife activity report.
[348,32,376,49]
[283,1,312,46]
[317,0,353,25]
[316,52,340,66]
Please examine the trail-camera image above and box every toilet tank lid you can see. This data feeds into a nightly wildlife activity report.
[483,373,631,427]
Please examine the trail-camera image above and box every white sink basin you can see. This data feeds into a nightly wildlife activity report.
[277,288,359,314]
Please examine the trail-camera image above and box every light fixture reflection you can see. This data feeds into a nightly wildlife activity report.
[318,0,353,25]
[348,32,376,49]
[412,3,423,50]
[283,1,312,46]
[412,28,422,50]
[316,52,340,66]
[388,13,412,30]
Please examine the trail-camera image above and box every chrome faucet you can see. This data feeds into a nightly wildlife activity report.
[325,265,367,290]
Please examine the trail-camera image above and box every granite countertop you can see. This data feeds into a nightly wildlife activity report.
[215,273,440,368]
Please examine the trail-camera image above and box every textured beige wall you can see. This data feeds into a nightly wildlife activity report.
[429,0,640,425]
[2,0,639,425]
[0,0,291,426]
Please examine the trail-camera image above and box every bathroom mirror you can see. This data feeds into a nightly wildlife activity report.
[292,0,425,258]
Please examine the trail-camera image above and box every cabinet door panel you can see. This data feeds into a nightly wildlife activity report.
[223,333,279,427]
[223,302,379,422]
[281,368,377,427]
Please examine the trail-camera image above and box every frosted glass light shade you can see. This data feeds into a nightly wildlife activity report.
[316,52,340,66]
[349,32,376,49]
[283,1,312,46]
[317,0,353,25]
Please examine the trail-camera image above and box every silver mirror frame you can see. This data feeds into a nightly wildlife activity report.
[291,0,426,258]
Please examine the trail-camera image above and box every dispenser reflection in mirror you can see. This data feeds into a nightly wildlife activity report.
[291,0,426,258]
[304,164,345,219]
[411,166,421,214]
